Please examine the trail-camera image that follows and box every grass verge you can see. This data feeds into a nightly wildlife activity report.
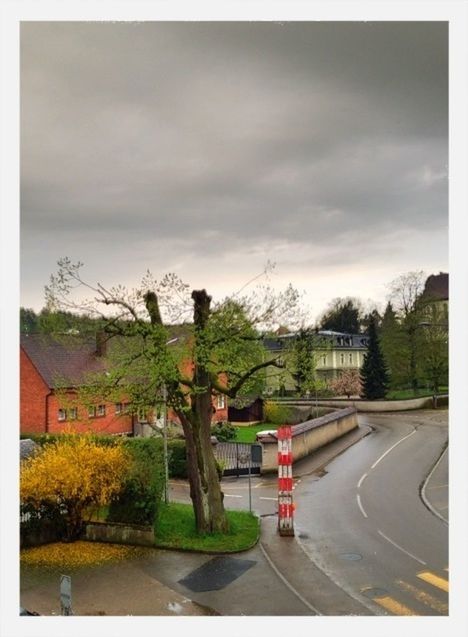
[154,503,260,552]
[234,423,276,443]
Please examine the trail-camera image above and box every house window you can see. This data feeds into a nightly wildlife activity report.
[88,406,96,418]
[137,408,148,423]
[115,402,123,415]
[349,353,353,364]
[58,409,67,421]
[322,355,327,366]
[96,405,106,417]
[216,395,226,410]
[340,353,345,365]
[69,407,78,420]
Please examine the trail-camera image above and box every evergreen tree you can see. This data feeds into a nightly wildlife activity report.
[319,297,362,333]
[360,314,389,399]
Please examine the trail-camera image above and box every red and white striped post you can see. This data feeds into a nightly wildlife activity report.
[277,425,294,536]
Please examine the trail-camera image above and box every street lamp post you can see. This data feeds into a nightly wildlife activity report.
[162,383,169,504]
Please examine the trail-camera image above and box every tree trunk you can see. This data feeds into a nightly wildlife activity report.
[177,289,229,535]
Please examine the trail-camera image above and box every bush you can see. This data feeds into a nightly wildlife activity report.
[212,421,237,442]
[264,401,294,425]
[166,439,188,478]
[108,438,165,526]
[20,433,130,541]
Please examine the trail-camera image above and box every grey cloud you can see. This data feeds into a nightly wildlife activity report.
[20,21,448,310]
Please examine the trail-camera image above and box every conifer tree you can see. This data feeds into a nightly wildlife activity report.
[360,314,389,399]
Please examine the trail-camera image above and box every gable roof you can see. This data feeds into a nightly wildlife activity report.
[263,330,368,352]
[21,333,107,388]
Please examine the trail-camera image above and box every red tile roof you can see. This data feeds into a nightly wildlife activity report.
[21,333,107,388]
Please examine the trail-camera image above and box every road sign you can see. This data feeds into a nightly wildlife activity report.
[60,575,72,616]
[251,443,262,464]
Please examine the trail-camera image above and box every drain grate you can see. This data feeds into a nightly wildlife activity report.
[178,556,256,592]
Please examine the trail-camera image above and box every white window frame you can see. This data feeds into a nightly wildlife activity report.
[58,408,67,421]
[216,395,226,410]
[96,404,106,417]
[88,406,96,418]
[115,402,123,415]
[69,407,78,420]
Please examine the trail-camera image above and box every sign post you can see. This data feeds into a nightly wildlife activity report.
[277,425,294,536]
[60,575,72,616]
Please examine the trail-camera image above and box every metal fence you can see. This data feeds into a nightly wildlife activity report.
[214,442,262,477]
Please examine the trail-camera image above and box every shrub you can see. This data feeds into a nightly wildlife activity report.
[212,421,237,442]
[20,433,130,541]
[264,401,294,425]
[108,438,165,526]
[172,439,191,478]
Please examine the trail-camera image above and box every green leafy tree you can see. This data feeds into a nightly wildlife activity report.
[291,328,319,396]
[388,271,426,395]
[360,315,389,399]
[45,258,301,535]
[319,297,362,333]
[380,302,408,389]
[289,329,330,396]
[20,308,39,334]
[419,306,448,394]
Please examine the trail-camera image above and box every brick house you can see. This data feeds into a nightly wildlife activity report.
[20,333,228,436]
[20,333,134,435]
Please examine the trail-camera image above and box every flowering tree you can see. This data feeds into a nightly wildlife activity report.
[328,368,362,398]
[20,434,130,540]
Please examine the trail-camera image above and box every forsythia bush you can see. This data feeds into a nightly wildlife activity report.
[20,434,130,540]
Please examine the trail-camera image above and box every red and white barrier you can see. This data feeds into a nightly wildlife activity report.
[277,425,294,536]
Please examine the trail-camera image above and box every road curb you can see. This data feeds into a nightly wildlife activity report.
[420,442,448,525]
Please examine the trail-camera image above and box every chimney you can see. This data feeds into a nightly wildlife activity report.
[95,331,107,357]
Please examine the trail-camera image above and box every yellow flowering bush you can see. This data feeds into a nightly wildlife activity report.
[21,434,130,540]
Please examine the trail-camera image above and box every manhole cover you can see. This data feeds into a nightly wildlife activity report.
[361,587,389,599]
[339,552,362,561]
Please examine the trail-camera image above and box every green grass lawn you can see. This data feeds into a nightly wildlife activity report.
[387,387,448,400]
[154,502,260,552]
[233,423,276,442]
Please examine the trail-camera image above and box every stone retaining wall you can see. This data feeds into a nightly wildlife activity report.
[84,521,155,547]
[257,407,358,473]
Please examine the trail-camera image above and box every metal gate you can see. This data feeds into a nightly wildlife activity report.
[214,442,262,477]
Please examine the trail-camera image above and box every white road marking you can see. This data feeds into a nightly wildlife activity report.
[224,494,243,498]
[377,529,426,565]
[371,430,417,470]
[356,494,368,518]
[357,473,368,489]
[259,497,277,501]
[259,543,322,615]
[420,445,449,525]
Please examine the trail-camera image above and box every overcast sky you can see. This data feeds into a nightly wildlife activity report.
[20,21,448,322]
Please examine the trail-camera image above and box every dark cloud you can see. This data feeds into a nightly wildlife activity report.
[20,21,448,315]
